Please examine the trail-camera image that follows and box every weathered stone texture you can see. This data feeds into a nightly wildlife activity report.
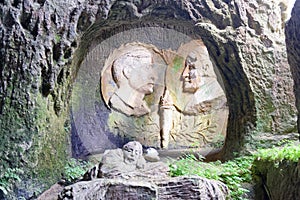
[0,0,104,198]
[156,176,229,200]
[70,0,298,159]
[0,0,298,198]
[59,179,158,200]
[286,0,300,135]
[58,176,229,200]
[237,0,297,134]
[253,160,300,200]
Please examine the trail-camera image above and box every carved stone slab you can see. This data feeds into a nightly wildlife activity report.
[58,176,229,200]
[71,28,229,155]
[101,41,228,149]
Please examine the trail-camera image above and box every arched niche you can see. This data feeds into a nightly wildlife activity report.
[70,5,256,160]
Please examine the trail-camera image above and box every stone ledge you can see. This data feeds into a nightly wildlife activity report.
[58,176,229,200]
[253,159,300,200]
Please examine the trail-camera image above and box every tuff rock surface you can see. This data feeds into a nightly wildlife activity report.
[0,0,298,199]
[253,159,300,200]
[286,0,300,136]
[58,176,229,200]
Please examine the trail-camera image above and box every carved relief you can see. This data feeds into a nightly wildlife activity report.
[102,44,157,117]
[101,41,228,149]
[165,40,227,115]
[182,51,202,93]
[83,141,169,180]
[164,40,228,148]
[159,88,175,149]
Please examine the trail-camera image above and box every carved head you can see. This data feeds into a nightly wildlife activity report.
[112,47,155,94]
[122,141,144,167]
[182,51,201,93]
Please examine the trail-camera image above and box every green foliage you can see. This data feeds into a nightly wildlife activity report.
[169,155,254,200]
[254,143,300,165]
[54,34,62,43]
[169,143,300,199]
[63,158,92,183]
[0,168,23,195]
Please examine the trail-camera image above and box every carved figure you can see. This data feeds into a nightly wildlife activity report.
[99,41,228,149]
[83,141,169,180]
[159,88,174,149]
[182,51,201,93]
[109,47,156,117]
[159,40,228,147]
[181,51,226,115]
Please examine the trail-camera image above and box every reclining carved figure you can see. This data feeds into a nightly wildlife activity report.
[83,141,169,180]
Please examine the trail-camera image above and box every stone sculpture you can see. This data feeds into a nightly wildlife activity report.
[182,51,202,93]
[109,46,156,117]
[100,41,228,149]
[159,88,174,149]
[83,141,169,180]
[159,40,228,148]
[180,49,227,115]
[59,176,229,200]
[60,141,229,200]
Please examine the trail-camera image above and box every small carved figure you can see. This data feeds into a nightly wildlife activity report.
[99,141,146,178]
[159,88,174,149]
[83,141,169,180]
[109,47,156,117]
[182,51,201,93]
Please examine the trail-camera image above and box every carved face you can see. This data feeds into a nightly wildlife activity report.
[122,142,141,165]
[182,52,201,93]
[125,56,155,94]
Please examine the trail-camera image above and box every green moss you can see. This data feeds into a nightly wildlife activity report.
[251,144,300,199]
[0,105,32,168]
[0,90,70,199]
[0,93,37,197]
[33,94,70,185]
[55,34,62,43]
[253,143,300,163]
[0,168,23,195]
[173,56,184,73]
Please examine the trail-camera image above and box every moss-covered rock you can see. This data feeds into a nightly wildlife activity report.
[253,160,300,200]
[252,144,300,200]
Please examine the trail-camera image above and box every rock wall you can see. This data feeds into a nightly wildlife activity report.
[70,0,298,158]
[252,160,300,200]
[286,0,300,136]
[0,0,298,198]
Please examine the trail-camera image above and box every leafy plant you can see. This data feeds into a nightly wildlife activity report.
[63,158,91,183]
[169,155,254,200]
[254,143,300,166]
[0,168,23,195]
[169,143,300,199]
